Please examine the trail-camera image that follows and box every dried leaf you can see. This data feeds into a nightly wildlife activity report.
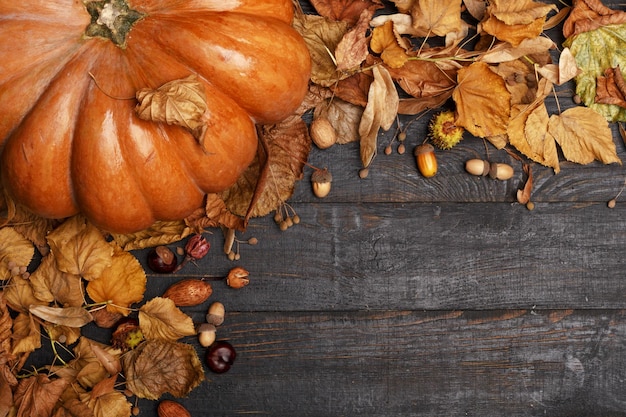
[122,340,204,400]
[89,340,122,376]
[370,21,411,69]
[409,0,463,38]
[481,0,556,47]
[0,293,13,357]
[47,217,113,281]
[6,207,55,256]
[453,61,511,137]
[139,297,195,341]
[335,9,372,73]
[595,66,626,107]
[81,387,131,417]
[71,338,122,390]
[222,119,311,219]
[309,0,383,26]
[463,0,487,21]
[547,106,622,166]
[111,220,193,252]
[386,56,457,100]
[330,71,372,107]
[5,275,46,315]
[202,193,245,231]
[43,323,81,346]
[0,227,34,280]
[292,14,349,86]
[11,313,40,356]
[86,243,146,316]
[359,65,399,168]
[29,254,84,307]
[29,305,93,328]
[14,373,68,417]
[480,37,555,64]
[135,75,207,141]
[314,98,363,144]
[563,0,626,38]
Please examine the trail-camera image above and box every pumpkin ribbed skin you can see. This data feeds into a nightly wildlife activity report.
[0,0,311,232]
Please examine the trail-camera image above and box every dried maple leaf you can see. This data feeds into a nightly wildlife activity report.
[122,340,204,400]
[86,243,146,316]
[409,0,463,38]
[47,216,113,281]
[480,0,556,47]
[29,305,93,328]
[292,14,349,86]
[111,220,193,252]
[359,65,399,168]
[314,98,363,144]
[453,61,511,137]
[309,0,383,26]
[547,106,621,166]
[0,227,34,280]
[29,254,84,307]
[335,9,372,73]
[135,75,207,142]
[13,373,68,417]
[138,297,195,341]
[11,313,40,355]
[370,21,411,69]
[222,119,310,219]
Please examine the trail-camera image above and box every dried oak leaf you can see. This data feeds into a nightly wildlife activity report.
[29,254,84,307]
[547,106,621,166]
[222,119,311,219]
[314,98,364,144]
[359,65,399,168]
[111,220,193,251]
[0,227,34,281]
[370,21,411,69]
[122,339,204,400]
[595,66,626,107]
[138,297,196,341]
[135,75,207,142]
[335,9,373,73]
[480,0,556,47]
[309,0,383,26]
[409,0,463,38]
[14,373,68,417]
[453,61,511,137]
[47,217,113,281]
[11,313,40,355]
[292,14,349,86]
[86,243,146,316]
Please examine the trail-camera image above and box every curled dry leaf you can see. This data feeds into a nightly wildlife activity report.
[370,21,411,69]
[135,75,208,143]
[111,220,193,252]
[595,66,626,108]
[335,9,373,73]
[29,254,84,307]
[46,216,113,281]
[139,297,196,341]
[29,305,93,328]
[86,243,146,316]
[0,227,34,280]
[13,373,68,417]
[122,340,204,400]
[359,65,399,168]
[4,274,46,315]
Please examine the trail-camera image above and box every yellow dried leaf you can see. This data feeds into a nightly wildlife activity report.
[43,323,81,346]
[0,227,34,281]
[29,254,84,307]
[29,305,93,328]
[314,98,363,144]
[359,65,399,168]
[47,217,113,281]
[0,293,13,358]
[122,340,204,400]
[138,297,195,341]
[81,386,131,417]
[547,106,622,166]
[111,220,193,252]
[370,21,411,68]
[71,338,122,390]
[410,0,463,37]
[86,243,146,316]
[480,37,554,64]
[135,75,207,140]
[509,102,560,172]
[5,275,46,315]
[12,313,41,355]
[481,0,556,47]
[453,61,511,137]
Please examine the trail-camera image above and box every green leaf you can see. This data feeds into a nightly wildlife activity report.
[565,23,626,122]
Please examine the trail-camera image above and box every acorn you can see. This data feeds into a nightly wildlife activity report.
[311,168,333,198]
[429,110,464,150]
[414,143,437,178]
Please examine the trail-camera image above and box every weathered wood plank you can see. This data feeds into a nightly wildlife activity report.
[143,201,626,312]
[133,309,626,417]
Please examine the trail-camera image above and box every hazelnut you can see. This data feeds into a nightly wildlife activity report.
[310,117,337,149]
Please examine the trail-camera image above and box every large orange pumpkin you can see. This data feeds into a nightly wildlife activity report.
[0,0,311,233]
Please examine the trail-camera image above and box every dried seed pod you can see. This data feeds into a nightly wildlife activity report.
[162,279,213,306]
[414,143,437,178]
[310,117,337,149]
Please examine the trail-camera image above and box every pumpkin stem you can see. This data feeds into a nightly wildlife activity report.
[83,0,144,47]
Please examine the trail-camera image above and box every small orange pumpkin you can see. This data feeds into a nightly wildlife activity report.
[0,0,311,233]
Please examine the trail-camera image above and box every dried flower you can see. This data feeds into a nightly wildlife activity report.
[174,234,210,272]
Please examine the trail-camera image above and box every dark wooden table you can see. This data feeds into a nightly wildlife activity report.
[29,1,626,416]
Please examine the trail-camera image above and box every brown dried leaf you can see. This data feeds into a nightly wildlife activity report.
[314,98,363,144]
[43,323,81,346]
[81,386,131,417]
[138,297,195,341]
[463,0,487,21]
[335,9,372,73]
[547,106,622,166]
[563,0,626,38]
[480,0,556,47]
[0,227,34,281]
[122,340,204,400]
[309,0,383,26]
[47,217,113,281]
[595,66,626,107]
[292,14,349,86]
[6,207,56,256]
[480,37,555,64]
[135,75,207,140]
[5,275,46,315]
[11,313,40,355]
[70,338,122,390]
[111,220,193,252]
[222,119,311,219]
[89,340,122,376]
[386,57,457,100]
[516,162,534,205]
[86,243,146,316]
[409,0,463,37]
[453,61,511,137]
[29,254,84,307]
[14,373,68,417]
[330,71,373,107]
[202,194,245,231]
[397,95,450,115]
[29,305,93,328]
[370,21,411,69]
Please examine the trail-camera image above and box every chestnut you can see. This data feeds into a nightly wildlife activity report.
[205,341,236,373]
[147,246,177,273]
